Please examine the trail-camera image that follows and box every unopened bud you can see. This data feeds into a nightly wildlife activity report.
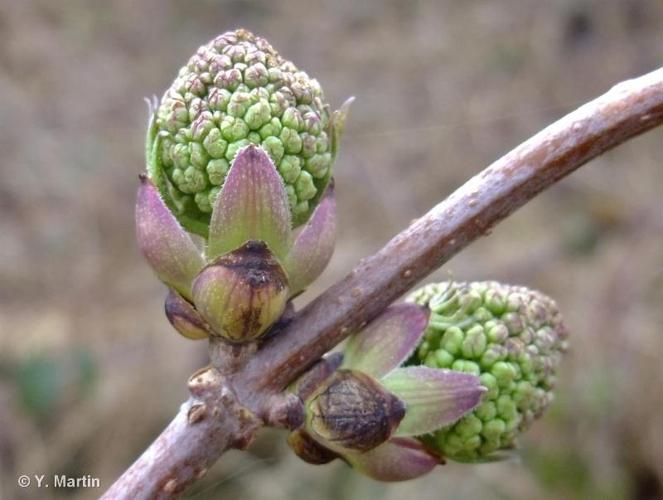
[192,240,289,342]
[407,281,568,461]
[306,369,405,452]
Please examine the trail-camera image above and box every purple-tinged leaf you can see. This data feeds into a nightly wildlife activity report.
[192,241,289,343]
[135,175,204,300]
[345,437,439,482]
[382,366,485,437]
[208,145,291,261]
[341,304,429,378]
[284,185,337,295]
[164,289,210,340]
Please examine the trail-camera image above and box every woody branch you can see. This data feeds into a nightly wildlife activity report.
[102,67,663,499]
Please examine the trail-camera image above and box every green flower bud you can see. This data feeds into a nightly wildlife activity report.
[147,28,351,236]
[220,115,249,142]
[203,128,228,158]
[407,281,568,462]
[206,159,229,186]
[296,170,317,201]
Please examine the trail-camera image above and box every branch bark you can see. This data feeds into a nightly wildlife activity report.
[102,67,663,499]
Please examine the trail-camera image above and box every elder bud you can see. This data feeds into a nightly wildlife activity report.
[287,429,339,465]
[147,28,352,235]
[140,30,347,343]
[287,304,484,481]
[407,281,569,462]
[164,289,210,340]
[192,241,289,342]
[137,146,338,343]
[306,369,405,452]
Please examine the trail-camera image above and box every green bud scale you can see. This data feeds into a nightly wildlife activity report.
[407,281,568,461]
[148,28,346,235]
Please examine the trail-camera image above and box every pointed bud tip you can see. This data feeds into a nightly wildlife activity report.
[208,144,291,260]
[235,143,265,162]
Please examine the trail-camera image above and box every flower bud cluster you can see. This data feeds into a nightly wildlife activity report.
[408,281,568,461]
[287,305,485,481]
[151,29,342,234]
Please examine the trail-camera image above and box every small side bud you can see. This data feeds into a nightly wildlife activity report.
[307,370,405,452]
[287,429,340,465]
[164,289,210,340]
[192,240,289,342]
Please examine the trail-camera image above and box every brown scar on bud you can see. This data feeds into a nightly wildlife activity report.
[213,240,288,292]
[204,240,289,342]
[220,241,288,340]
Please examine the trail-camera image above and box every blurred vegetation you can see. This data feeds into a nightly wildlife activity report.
[0,1,662,499]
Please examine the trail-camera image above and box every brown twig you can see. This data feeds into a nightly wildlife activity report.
[102,67,663,499]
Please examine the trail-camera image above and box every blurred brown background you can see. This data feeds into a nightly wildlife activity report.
[1,1,662,499]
